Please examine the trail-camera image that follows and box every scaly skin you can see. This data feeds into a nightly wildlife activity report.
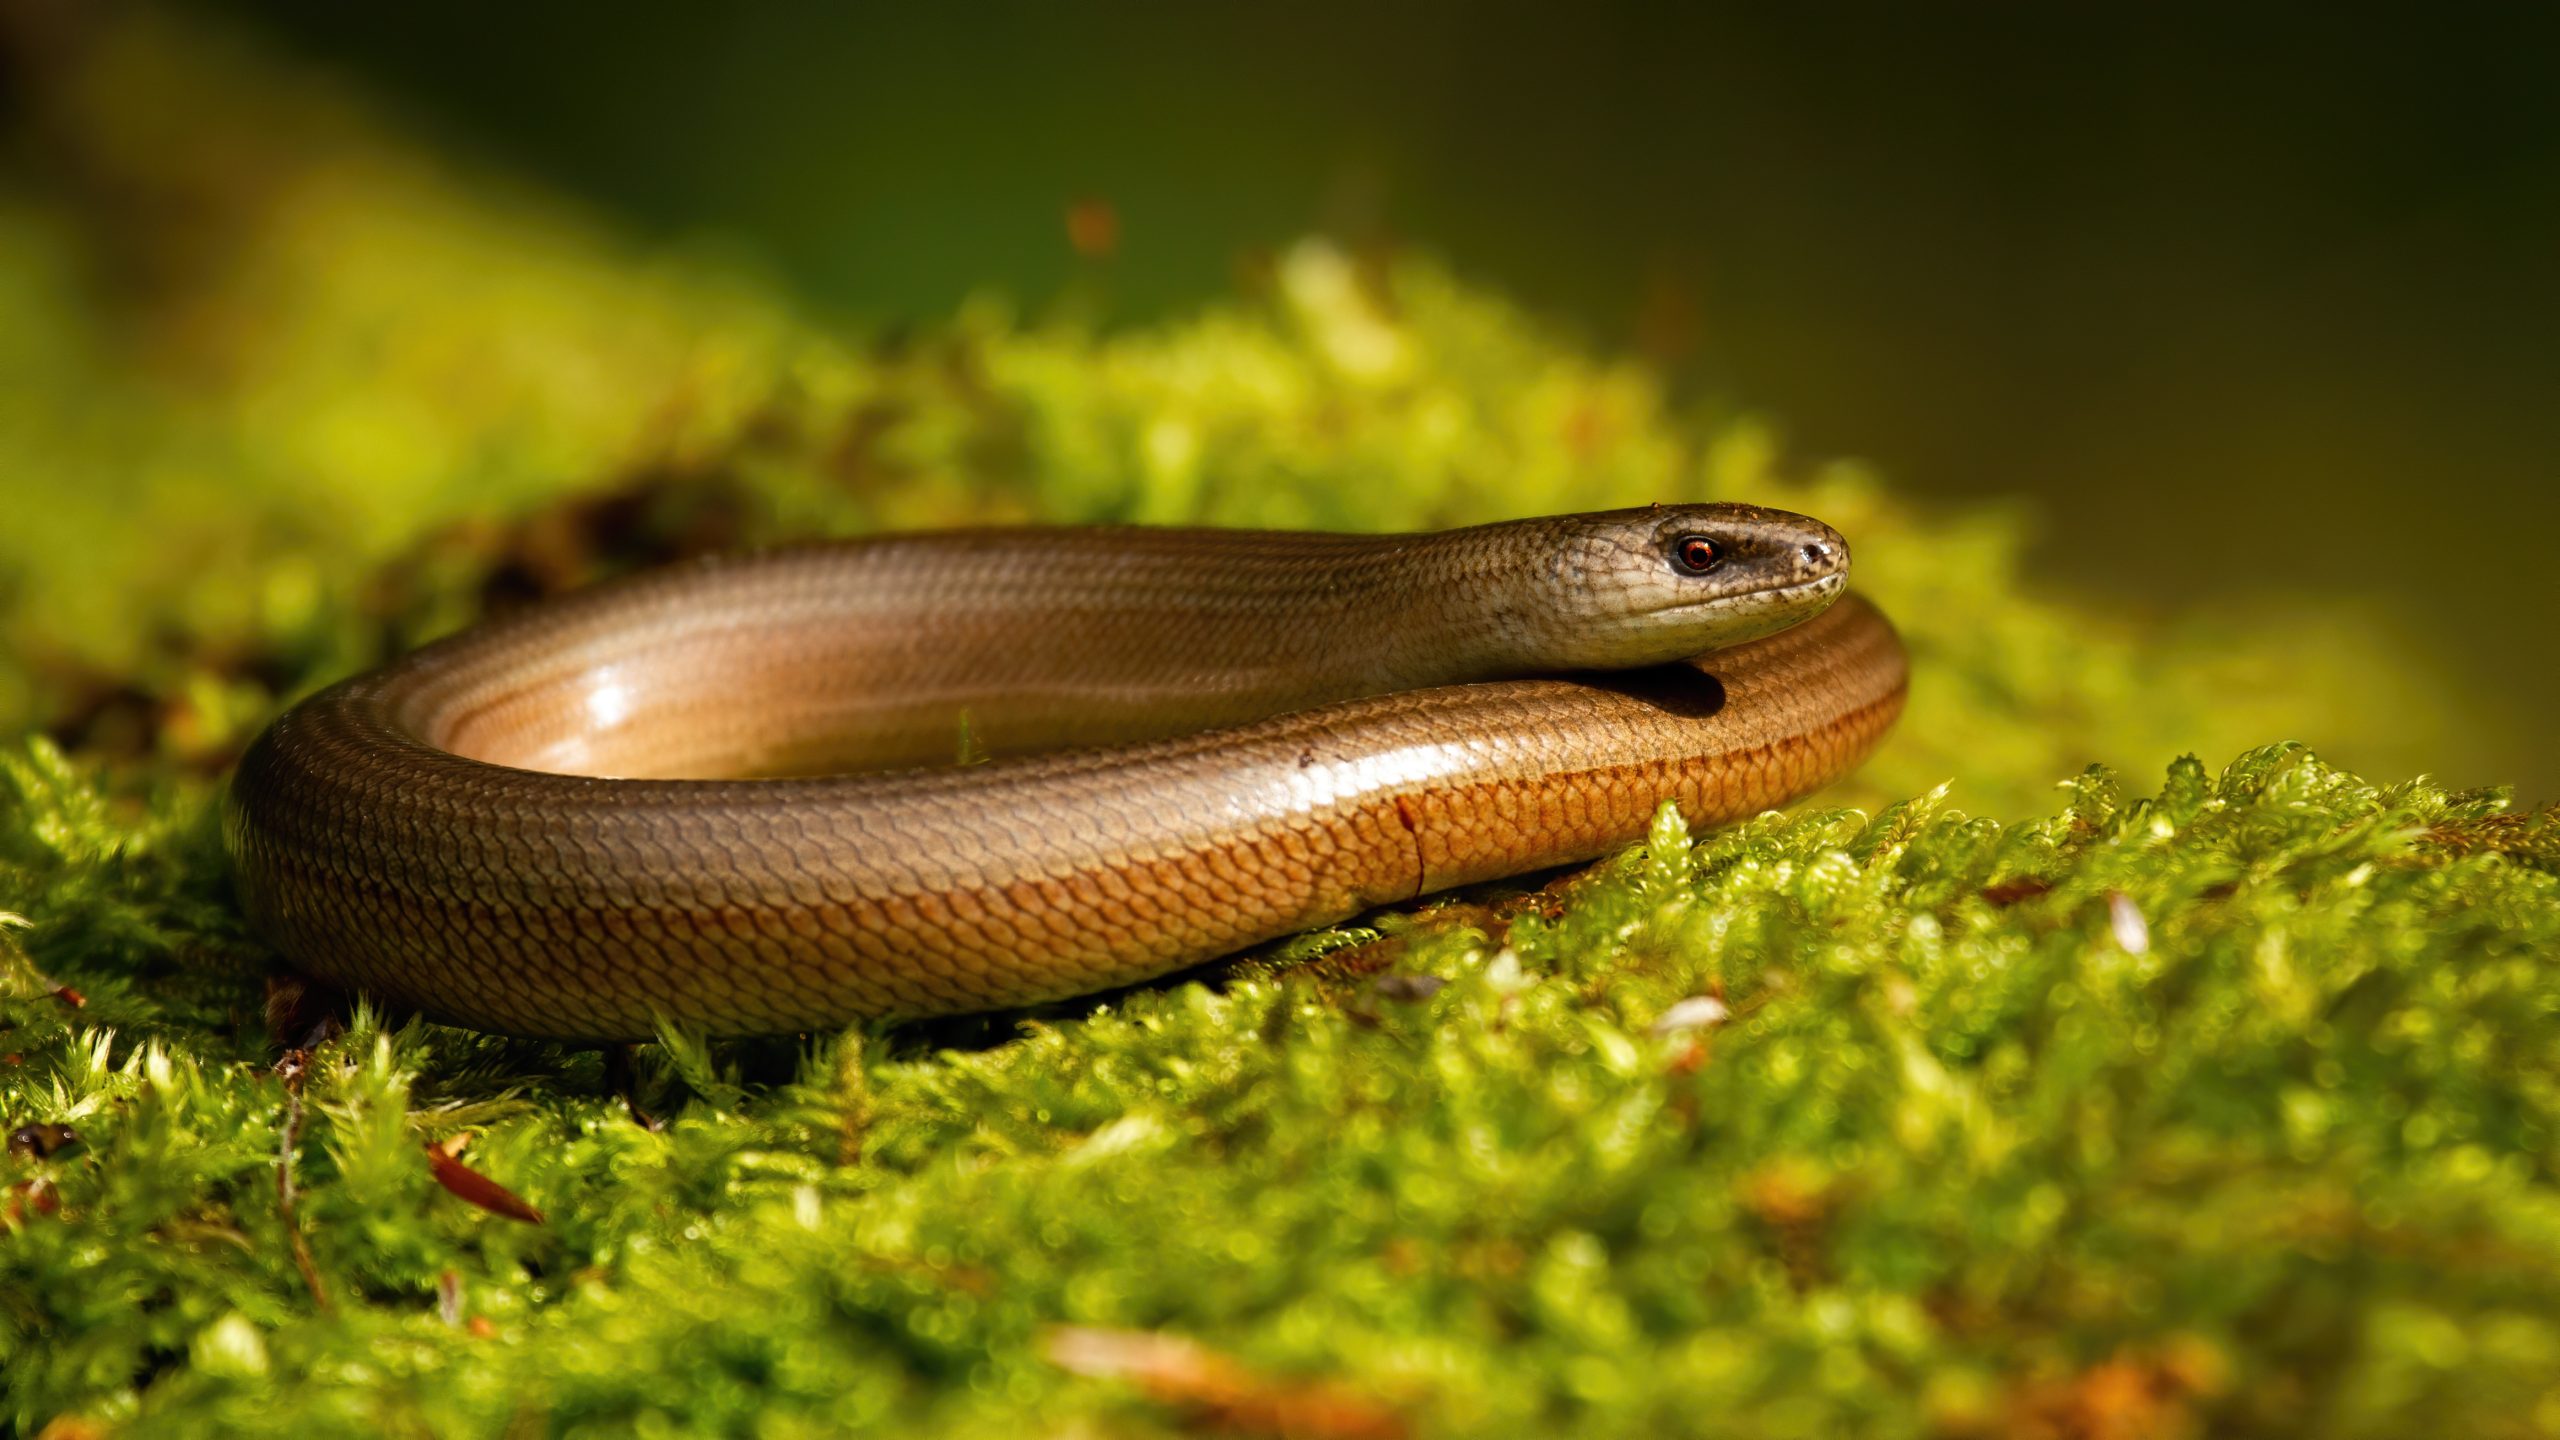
[226,507,1907,1039]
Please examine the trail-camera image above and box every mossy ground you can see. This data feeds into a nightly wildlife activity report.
[2,11,2554,1437]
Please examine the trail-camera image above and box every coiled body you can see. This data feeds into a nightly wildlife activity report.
[228,511,1907,1040]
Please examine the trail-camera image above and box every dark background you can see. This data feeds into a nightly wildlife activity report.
[217,1,2560,796]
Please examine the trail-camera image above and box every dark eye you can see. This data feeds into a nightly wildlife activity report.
[1670,535,1722,575]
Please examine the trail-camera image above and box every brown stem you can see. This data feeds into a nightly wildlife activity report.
[274,1049,331,1312]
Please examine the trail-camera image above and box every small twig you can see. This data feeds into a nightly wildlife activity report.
[274,1049,331,1312]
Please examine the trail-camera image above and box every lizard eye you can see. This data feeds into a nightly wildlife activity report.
[1670,535,1722,576]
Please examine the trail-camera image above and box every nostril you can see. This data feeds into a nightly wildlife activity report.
[1802,541,1833,566]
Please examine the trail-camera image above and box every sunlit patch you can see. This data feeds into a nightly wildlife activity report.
[1218,738,1461,825]
[585,675,632,730]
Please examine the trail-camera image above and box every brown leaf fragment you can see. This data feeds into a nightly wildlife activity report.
[8,1122,78,1159]
[1994,1340,2229,1440]
[1981,877,2054,907]
[424,1134,545,1225]
[3,1177,60,1225]
[1042,1325,1410,1440]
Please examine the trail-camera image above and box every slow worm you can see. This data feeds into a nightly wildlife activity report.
[227,505,1907,1040]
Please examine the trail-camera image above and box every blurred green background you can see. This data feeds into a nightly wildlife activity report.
[1,1,2551,801]
[208,0,2560,798]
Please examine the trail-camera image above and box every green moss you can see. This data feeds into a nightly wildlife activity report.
[6,743,2557,1436]
[1,10,2553,1437]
